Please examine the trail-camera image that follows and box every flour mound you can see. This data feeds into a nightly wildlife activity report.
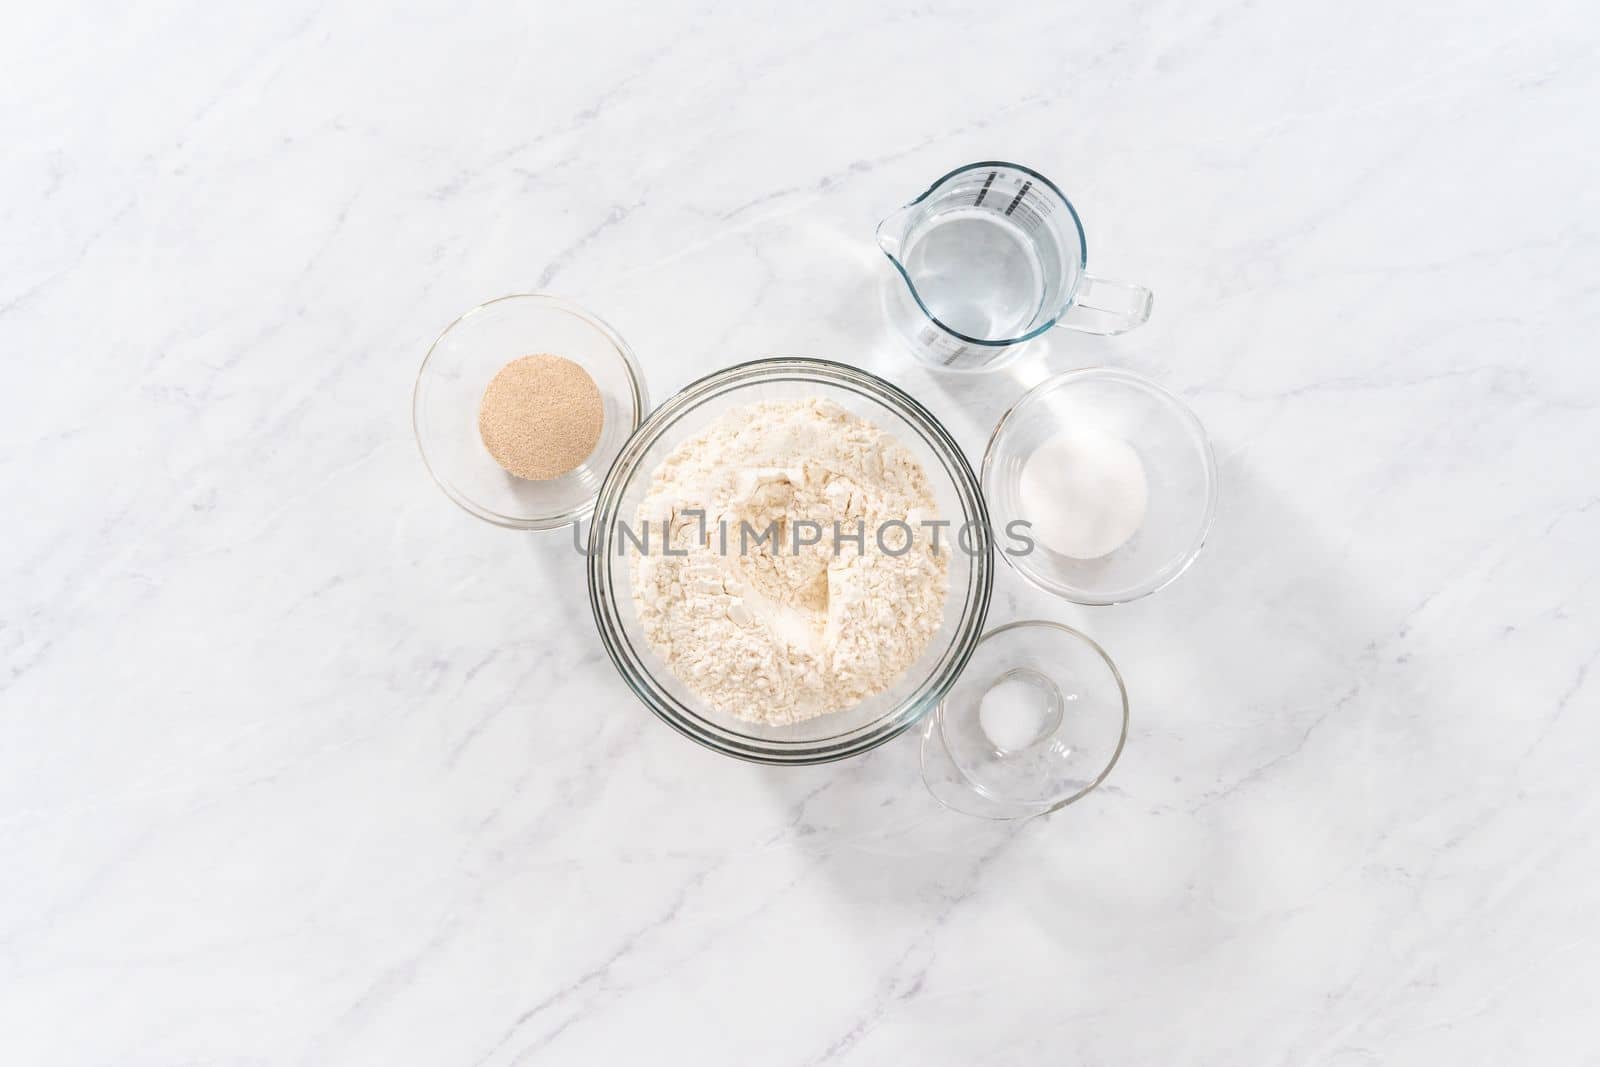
[629,399,949,725]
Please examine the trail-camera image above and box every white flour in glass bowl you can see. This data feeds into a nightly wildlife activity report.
[629,398,949,725]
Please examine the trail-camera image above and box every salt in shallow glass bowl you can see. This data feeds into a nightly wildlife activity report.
[588,358,994,765]
[921,620,1129,819]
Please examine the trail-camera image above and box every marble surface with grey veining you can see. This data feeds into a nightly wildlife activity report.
[4,1,1599,1063]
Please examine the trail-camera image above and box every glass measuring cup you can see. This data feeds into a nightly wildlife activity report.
[876,162,1153,371]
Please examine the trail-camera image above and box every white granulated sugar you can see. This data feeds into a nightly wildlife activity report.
[1019,426,1148,559]
[630,398,950,725]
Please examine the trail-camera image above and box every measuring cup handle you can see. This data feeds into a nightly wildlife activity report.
[1057,274,1153,336]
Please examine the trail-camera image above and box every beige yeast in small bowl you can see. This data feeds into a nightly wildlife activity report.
[414,294,647,530]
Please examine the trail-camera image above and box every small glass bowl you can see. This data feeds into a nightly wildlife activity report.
[588,358,994,765]
[413,293,647,530]
[921,620,1128,819]
[983,368,1217,605]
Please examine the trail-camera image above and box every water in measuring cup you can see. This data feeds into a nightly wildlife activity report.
[901,207,1046,342]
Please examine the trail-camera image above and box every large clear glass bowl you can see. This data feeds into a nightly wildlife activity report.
[587,358,994,765]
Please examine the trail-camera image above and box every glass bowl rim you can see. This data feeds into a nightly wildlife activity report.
[412,292,648,531]
[587,356,995,765]
[981,366,1218,606]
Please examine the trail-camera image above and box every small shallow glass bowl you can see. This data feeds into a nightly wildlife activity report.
[921,621,1129,819]
[983,367,1217,605]
[588,358,994,765]
[414,293,647,530]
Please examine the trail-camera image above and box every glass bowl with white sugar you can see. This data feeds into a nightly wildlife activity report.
[982,367,1217,605]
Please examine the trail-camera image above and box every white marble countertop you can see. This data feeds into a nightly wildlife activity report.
[5,1,1598,1063]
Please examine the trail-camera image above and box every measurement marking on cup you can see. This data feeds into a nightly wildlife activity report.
[1004,181,1033,216]
[974,170,997,206]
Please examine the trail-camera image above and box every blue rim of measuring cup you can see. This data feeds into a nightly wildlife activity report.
[876,160,1090,348]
